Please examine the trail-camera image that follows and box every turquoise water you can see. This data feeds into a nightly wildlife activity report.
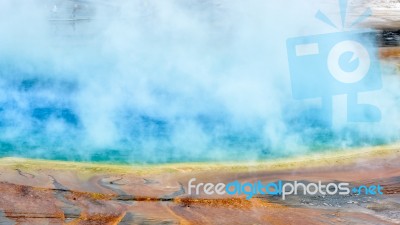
[0,1,399,164]
[0,77,392,164]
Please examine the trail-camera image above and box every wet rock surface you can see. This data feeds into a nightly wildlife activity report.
[0,148,399,224]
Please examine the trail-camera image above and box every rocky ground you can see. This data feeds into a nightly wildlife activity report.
[351,0,400,29]
[0,146,399,224]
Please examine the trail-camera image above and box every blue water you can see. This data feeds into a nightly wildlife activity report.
[0,77,391,164]
[0,1,398,164]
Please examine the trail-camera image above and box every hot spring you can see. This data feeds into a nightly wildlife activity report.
[0,0,399,163]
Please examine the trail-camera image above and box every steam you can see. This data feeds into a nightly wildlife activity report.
[0,0,398,163]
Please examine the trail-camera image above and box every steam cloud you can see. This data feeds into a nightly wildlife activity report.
[0,0,398,163]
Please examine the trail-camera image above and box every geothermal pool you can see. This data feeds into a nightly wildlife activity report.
[0,1,399,224]
[0,0,399,164]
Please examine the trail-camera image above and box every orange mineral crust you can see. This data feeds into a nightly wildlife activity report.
[380,47,400,59]
[0,145,399,224]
